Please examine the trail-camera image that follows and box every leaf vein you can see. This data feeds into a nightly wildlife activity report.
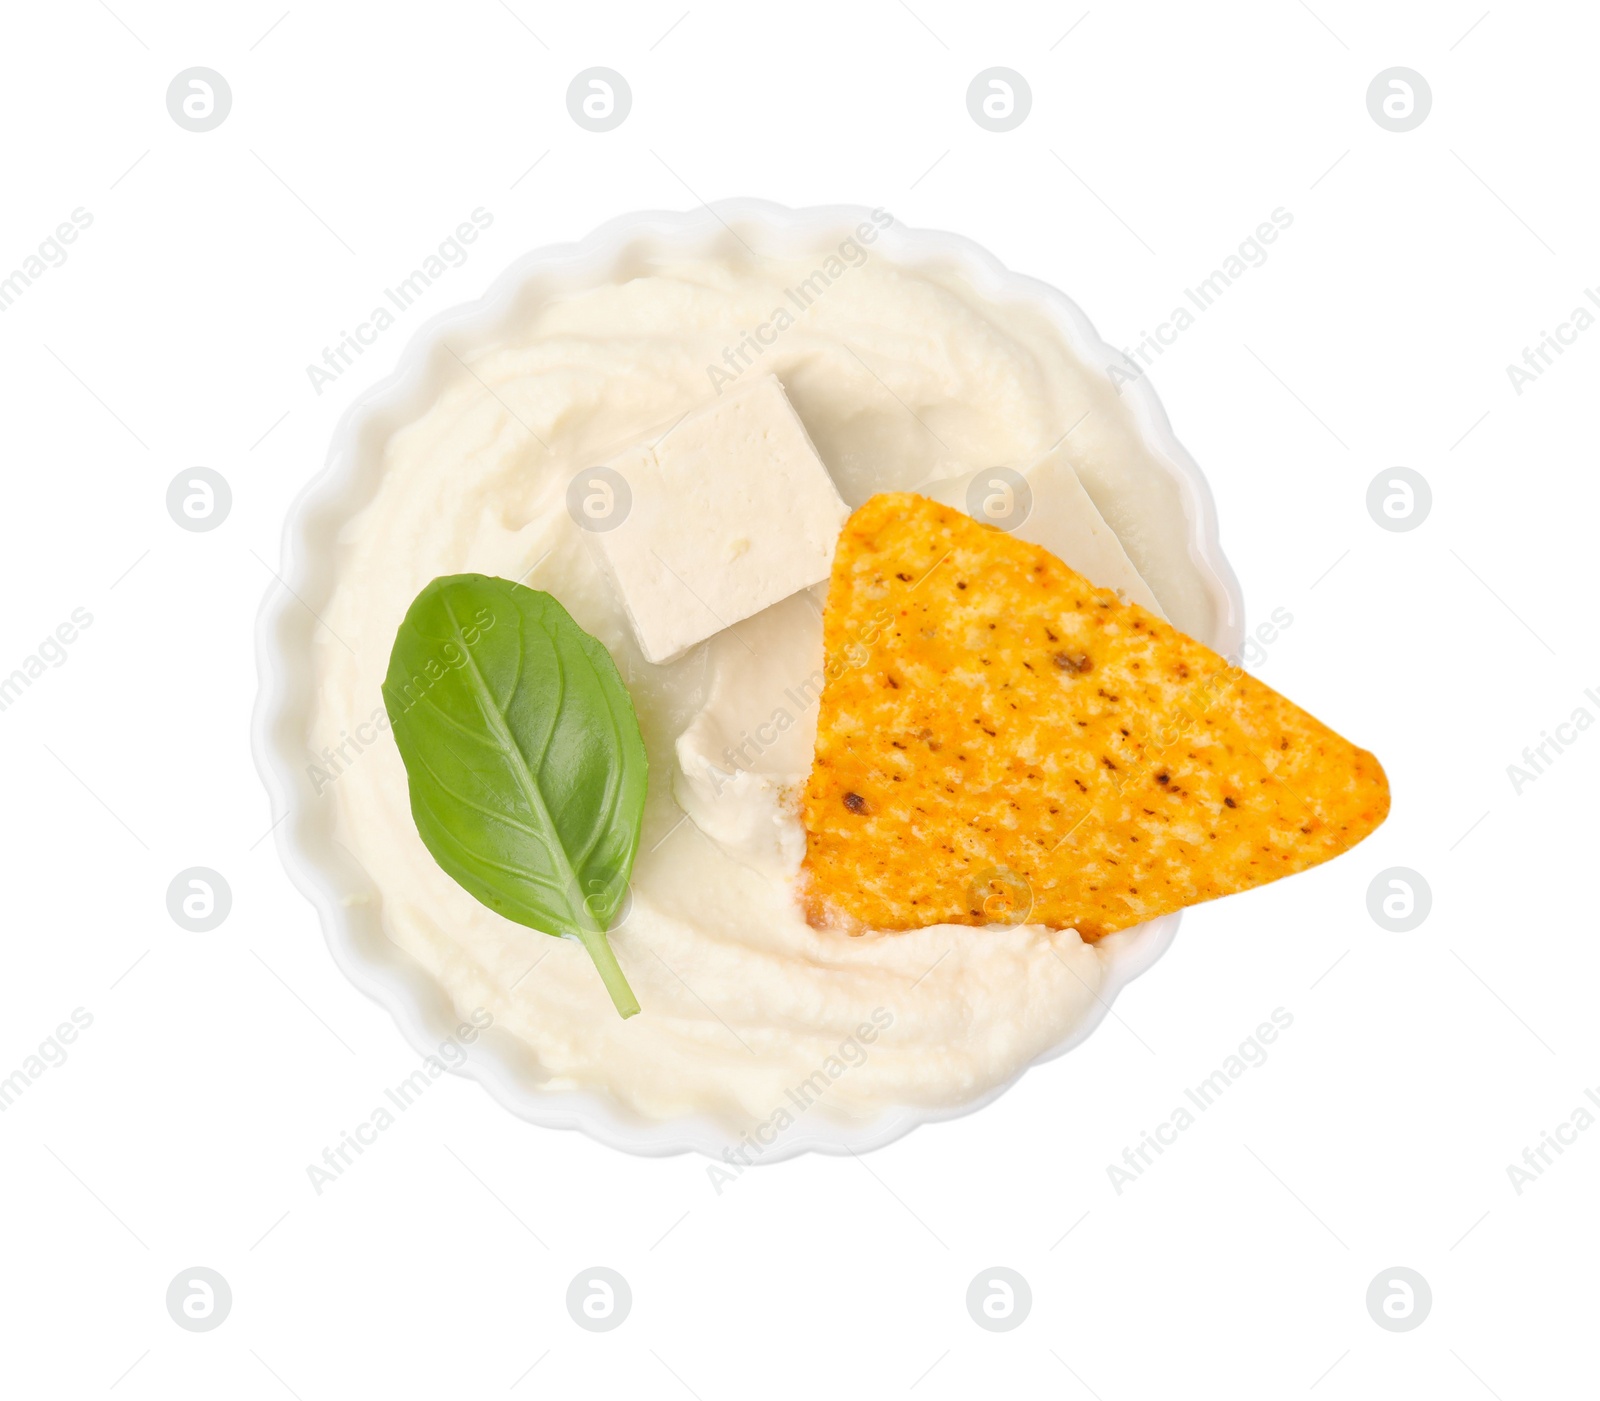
[435,588,597,937]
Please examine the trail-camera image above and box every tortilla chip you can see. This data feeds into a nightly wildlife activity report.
[801,493,1389,938]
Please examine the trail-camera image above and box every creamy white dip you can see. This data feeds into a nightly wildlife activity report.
[313,232,1215,1131]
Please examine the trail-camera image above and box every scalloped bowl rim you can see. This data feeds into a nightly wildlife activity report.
[250,199,1245,1163]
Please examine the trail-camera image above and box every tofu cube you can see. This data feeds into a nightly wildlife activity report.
[590,375,849,663]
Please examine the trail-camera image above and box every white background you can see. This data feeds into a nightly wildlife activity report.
[1,1,1594,1396]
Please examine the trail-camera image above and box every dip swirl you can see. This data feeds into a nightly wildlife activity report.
[313,232,1215,1127]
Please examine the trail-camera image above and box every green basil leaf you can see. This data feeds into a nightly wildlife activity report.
[382,574,646,1018]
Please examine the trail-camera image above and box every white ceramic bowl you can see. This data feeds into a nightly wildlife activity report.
[252,200,1245,1163]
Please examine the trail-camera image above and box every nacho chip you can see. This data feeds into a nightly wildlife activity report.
[801,493,1389,938]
